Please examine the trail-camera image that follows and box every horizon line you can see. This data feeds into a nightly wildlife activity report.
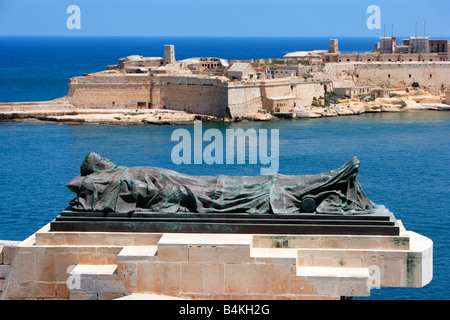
[1,34,449,39]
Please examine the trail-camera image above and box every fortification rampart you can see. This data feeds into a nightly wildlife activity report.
[65,62,450,118]
[322,62,450,93]
[257,79,330,112]
[68,73,151,109]
[151,75,229,117]
[227,83,263,117]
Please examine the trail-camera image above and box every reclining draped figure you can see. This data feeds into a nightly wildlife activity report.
[66,152,375,215]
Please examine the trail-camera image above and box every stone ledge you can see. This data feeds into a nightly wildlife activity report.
[297,266,370,279]
[296,266,370,297]
[117,246,158,262]
[71,264,117,275]
[158,233,252,246]
[252,233,409,250]
[115,293,186,300]
[250,248,297,265]
[35,230,162,246]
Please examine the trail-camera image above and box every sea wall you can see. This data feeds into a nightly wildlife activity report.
[289,80,330,108]
[66,62,450,118]
[68,73,151,109]
[227,83,263,117]
[67,71,332,118]
[322,62,450,93]
[151,76,229,118]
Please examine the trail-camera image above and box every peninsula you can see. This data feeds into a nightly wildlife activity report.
[1,37,450,124]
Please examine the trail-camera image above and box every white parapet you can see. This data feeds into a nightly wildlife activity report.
[0,221,433,300]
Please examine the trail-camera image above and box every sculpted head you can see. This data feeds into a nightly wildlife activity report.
[80,152,116,176]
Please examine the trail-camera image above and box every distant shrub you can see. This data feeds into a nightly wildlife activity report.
[412,82,420,88]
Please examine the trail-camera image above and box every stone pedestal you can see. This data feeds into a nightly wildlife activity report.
[0,220,432,300]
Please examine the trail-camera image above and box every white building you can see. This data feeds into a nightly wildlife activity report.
[273,69,296,78]
[227,63,256,80]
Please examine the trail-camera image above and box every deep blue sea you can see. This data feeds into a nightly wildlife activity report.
[0,36,384,102]
[0,37,449,300]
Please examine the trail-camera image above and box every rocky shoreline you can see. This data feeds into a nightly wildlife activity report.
[0,89,448,125]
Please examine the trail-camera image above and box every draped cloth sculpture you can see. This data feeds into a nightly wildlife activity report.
[66,152,375,215]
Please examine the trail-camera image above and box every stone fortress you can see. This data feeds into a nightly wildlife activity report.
[2,37,450,124]
[64,38,450,120]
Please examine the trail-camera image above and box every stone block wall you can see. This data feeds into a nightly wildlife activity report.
[0,241,20,299]
[227,84,263,117]
[66,62,450,117]
[68,74,151,109]
[290,81,328,108]
[259,79,328,110]
[323,62,450,94]
[152,76,229,118]
[0,220,433,300]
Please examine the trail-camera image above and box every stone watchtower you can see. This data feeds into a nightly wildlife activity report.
[163,45,176,65]
[329,39,339,54]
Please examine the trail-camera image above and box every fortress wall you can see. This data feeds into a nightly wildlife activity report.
[154,77,328,118]
[65,62,450,117]
[318,64,357,87]
[353,63,450,93]
[260,80,293,98]
[259,80,327,109]
[323,63,450,93]
[259,81,293,112]
[155,76,229,117]
[68,74,151,109]
[291,81,327,108]
[227,84,263,117]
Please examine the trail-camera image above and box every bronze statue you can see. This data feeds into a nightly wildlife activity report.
[66,152,375,215]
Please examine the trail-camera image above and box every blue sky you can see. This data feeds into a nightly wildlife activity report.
[0,0,449,37]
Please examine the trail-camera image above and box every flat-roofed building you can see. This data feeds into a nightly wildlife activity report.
[334,86,371,98]
[227,63,257,80]
[371,88,390,99]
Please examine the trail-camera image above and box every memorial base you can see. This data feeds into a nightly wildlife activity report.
[1,218,432,300]
[49,205,400,236]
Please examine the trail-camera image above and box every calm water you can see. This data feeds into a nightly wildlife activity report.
[0,37,449,300]
[1,112,449,300]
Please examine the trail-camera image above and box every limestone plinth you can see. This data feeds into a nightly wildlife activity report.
[0,220,432,300]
